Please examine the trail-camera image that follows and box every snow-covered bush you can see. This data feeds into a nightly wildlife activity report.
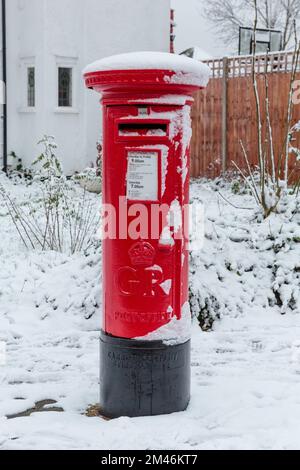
[0,136,100,255]
[273,249,300,314]
[271,200,300,314]
[188,179,299,330]
[189,284,221,331]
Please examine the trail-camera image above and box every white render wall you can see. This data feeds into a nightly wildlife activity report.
[7,0,170,174]
[0,3,3,162]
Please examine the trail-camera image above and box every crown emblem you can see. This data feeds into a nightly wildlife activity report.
[129,242,155,268]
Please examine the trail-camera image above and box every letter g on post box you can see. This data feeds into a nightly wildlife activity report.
[83,52,210,418]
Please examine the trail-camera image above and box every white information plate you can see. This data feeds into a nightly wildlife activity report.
[127,151,159,201]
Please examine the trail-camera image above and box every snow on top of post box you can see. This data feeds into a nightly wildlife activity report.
[83,51,210,87]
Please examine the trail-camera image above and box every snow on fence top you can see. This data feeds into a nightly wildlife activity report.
[204,50,300,79]
[83,51,210,87]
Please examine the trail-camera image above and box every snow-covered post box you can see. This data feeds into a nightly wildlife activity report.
[83,52,210,418]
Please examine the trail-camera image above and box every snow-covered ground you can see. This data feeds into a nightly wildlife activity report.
[0,175,300,450]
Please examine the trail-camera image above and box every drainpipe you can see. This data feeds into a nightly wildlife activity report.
[2,0,7,173]
[170,9,176,54]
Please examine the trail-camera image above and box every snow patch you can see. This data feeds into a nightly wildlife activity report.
[177,106,192,185]
[164,71,208,87]
[135,302,192,346]
[1,175,299,450]
[159,226,175,247]
[160,279,172,296]
[129,95,194,106]
[168,199,183,233]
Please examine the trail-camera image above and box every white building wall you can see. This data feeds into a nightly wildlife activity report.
[7,0,46,169]
[0,3,3,164]
[7,0,170,174]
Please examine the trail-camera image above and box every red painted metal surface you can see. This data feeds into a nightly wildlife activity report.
[84,69,203,339]
[85,69,200,97]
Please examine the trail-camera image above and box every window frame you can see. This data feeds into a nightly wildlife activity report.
[27,66,36,108]
[55,56,78,114]
[58,66,73,108]
[19,57,36,113]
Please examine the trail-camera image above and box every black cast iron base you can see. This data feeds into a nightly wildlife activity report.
[100,331,191,418]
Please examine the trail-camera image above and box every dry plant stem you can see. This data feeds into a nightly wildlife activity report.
[218,191,254,210]
[235,1,299,218]
[29,208,52,250]
[231,160,260,207]
[264,69,276,182]
[1,191,37,249]
[77,201,91,251]
[279,22,300,182]
[81,213,98,252]
[62,193,75,251]
[2,183,99,254]
[1,137,100,254]
[284,47,300,181]
[73,190,87,252]
[78,200,97,252]
[1,195,29,249]
[239,141,261,204]
[56,204,62,253]
[252,0,264,199]
[40,187,51,250]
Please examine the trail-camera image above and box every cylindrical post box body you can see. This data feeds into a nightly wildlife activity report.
[84,52,209,418]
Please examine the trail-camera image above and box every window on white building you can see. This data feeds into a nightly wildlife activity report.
[27,67,35,107]
[58,67,72,107]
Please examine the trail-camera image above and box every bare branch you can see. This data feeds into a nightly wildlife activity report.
[201,0,300,49]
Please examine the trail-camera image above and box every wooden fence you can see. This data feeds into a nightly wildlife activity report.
[190,51,300,181]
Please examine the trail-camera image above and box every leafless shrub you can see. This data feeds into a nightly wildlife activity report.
[233,0,300,219]
[0,136,100,254]
[202,0,300,50]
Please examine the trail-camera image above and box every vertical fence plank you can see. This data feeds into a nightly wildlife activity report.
[222,58,228,173]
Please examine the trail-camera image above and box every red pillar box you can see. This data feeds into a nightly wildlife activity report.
[84,52,209,418]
